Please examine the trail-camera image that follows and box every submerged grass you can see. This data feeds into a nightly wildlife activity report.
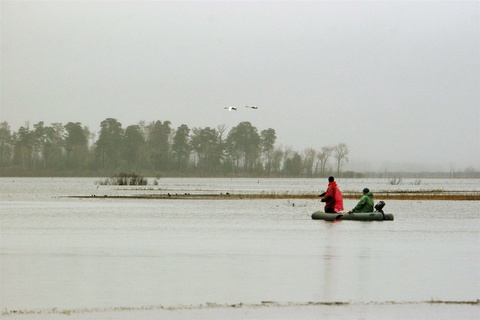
[3,299,478,316]
[70,190,480,201]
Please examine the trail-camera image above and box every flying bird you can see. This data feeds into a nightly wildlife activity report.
[224,106,237,111]
[245,105,258,109]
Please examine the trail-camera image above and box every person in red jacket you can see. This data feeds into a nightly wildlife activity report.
[320,176,344,213]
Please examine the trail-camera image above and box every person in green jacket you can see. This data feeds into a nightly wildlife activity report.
[348,188,374,213]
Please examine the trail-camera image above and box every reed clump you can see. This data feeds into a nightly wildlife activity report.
[95,173,148,186]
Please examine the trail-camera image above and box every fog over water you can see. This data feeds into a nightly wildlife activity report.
[1,1,479,172]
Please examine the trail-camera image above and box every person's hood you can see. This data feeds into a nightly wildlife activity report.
[366,192,373,198]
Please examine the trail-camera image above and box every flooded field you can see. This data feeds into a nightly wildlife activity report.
[1,178,479,319]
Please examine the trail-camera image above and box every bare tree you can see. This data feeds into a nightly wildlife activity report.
[316,146,334,176]
[333,143,349,175]
[302,148,316,177]
[217,124,228,143]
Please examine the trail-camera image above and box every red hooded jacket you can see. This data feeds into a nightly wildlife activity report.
[322,181,344,212]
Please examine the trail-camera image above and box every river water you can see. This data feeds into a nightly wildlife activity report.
[1,178,479,319]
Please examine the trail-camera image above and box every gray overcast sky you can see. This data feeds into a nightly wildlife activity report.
[1,1,479,172]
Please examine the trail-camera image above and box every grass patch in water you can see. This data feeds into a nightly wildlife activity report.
[70,190,480,200]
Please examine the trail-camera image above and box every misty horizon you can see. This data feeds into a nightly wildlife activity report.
[1,1,479,173]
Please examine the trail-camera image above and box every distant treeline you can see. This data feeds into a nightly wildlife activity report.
[1,119,478,178]
[0,119,354,178]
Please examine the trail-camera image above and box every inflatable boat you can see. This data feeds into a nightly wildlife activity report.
[311,211,394,221]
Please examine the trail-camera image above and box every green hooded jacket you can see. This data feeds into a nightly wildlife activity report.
[352,192,374,213]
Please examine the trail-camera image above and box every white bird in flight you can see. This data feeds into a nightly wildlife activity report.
[224,106,237,111]
[245,105,258,109]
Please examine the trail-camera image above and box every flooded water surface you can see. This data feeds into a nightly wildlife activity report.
[1,178,479,318]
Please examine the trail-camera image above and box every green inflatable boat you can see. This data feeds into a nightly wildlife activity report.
[311,211,394,221]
